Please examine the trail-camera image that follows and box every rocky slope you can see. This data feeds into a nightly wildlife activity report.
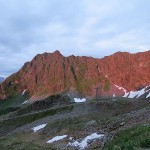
[99,51,150,90]
[0,98,150,149]
[0,50,150,100]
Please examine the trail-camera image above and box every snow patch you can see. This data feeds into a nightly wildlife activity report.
[22,100,28,104]
[74,98,86,103]
[114,84,150,99]
[113,93,116,98]
[69,137,73,140]
[146,92,150,98]
[136,88,145,98]
[22,89,26,95]
[68,133,104,150]
[114,84,126,93]
[32,123,47,132]
[125,91,139,98]
[47,135,67,144]
[30,95,35,99]
[123,92,129,98]
[123,86,150,98]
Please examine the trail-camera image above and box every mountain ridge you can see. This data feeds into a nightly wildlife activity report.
[0,50,150,100]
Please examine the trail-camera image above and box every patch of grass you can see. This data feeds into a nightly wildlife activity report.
[44,116,88,136]
[75,79,93,94]
[0,141,50,150]
[79,63,87,74]
[114,99,129,105]
[104,125,150,150]
[0,94,27,111]
[0,106,20,116]
[3,81,18,98]
[14,95,71,117]
[103,78,110,92]
[89,99,97,103]
[70,65,77,80]
[0,133,52,150]
[38,88,49,96]
[0,105,74,136]
[140,135,150,148]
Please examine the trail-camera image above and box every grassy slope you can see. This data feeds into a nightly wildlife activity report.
[0,94,27,116]
[0,104,73,137]
[0,98,150,149]
[104,125,150,150]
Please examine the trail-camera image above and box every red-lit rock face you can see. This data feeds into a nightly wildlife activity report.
[0,50,150,99]
[99,51,150,91]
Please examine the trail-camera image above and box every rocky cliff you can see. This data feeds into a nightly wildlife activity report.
[0,50,150,100]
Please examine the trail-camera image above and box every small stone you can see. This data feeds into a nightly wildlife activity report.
[120,122,125,126]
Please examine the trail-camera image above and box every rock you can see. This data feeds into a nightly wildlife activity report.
[1,50,150,99]
[120,122,125,126]
[86,120,97,127]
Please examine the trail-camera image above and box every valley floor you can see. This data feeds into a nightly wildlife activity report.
[0,98,150,150]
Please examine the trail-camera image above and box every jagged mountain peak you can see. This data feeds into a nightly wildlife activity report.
[53,50,62,55]
[0,50,150,100]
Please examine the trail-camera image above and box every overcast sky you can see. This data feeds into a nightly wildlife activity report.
[0,0,150,77]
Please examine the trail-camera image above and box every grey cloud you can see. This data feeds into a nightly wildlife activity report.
[0,0,150,77]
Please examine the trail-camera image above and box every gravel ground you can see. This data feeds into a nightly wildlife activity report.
[0,99,150,149]
[1,102,96,137]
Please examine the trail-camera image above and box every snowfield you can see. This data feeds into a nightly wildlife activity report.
[22,100,28,104]
[123,86,150,98]
[47,135,67,143]
[74,98,86,103]
[115,84,150,99]
[68,133,104,150]
[146,92,150,98]
[32,123,47,132]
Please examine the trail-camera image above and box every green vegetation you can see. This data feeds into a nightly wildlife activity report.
[0,93,71,117]
[0,133,52,150]
[0,105,74,135]
[79,63,87,74]
[45,116,86,134]
[0,96,150,149]
[0,106,20,116]
[70,65,77,80]
[70,64,92,94]
[15,72,21,78]
[104,78,110,92]
[38,88,49,96]
[104,125,150,150]
[15,99,72,117]
[0,94,27,111]
[76,79,93,94]
[4,84,18,98]
[88,99,97,103]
